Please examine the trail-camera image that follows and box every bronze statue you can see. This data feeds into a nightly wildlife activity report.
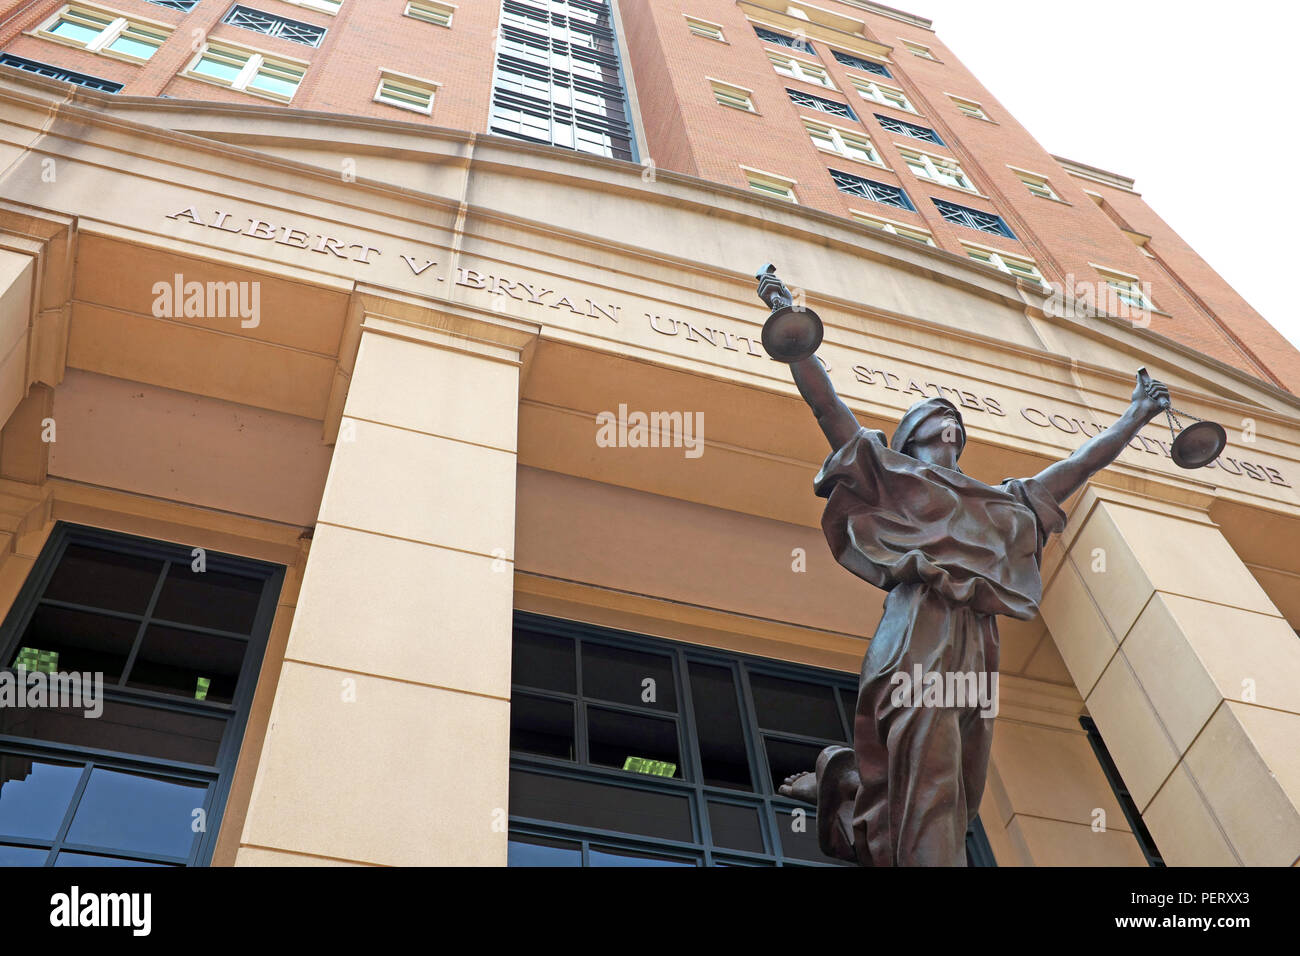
[756,266,1182,866]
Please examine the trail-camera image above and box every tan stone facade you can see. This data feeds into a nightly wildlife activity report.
[1,71,1298,866]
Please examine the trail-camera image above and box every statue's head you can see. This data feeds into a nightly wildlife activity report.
[891,398,966,470]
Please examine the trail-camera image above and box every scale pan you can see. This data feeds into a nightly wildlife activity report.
[1171,420,1227,469]
[761,306,824,363]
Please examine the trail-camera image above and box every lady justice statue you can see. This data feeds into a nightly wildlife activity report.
[753,265,1188,867]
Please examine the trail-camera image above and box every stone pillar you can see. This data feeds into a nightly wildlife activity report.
[234,313,524,866]
[1040,485,1300,866]
[978,674,1150,866]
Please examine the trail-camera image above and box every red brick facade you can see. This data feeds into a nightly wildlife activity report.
[3,0,1296,391]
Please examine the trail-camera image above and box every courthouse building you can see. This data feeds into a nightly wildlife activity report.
[0,0,1297,867]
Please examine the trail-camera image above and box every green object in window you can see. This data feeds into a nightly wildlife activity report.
[195,677,211,701]
[623,756,676,777]
[14,647,58,673]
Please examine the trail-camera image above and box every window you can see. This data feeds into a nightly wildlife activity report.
[948,94,988,120]
[684,16,724,41]
[145,0,198,10]
[902,39,936,60]
[222,6,327,47]
[804,119,881,166]
[184,43,306,101]
[964,243,1045,286]
[0,524,283,866]
[768,51,834,88]
[848,76,913,112]
[932,198,1016,238]
[37,5,170,62]
[830,48,889,77]
[507,615,997,867]
[873,113,942,145]
[1081,717,1163,866]
[852,211,934,245]
[491,0,635,162]
[1094,265,1156,310]
[711,79,755,112]
[282,0,340,13]
[405,0,455,27]
[898,147,974,192]
[830,169,914,210]
[787,87,855,119]
[375,70,438,113]
[1010,167,1061,201]
[0,53,122,91]
[753,24,814,54]
[742,167,798,202]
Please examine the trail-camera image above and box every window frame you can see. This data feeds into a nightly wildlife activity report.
[405,0,456,28]
[684,16,725,42]
[741,165,799,202]
[1092,263,1157,311]
[507,612,996,867]
[947,93,989,120]
[829,48,890,77]
[901,38,937,60]
[848,75,914,112]
[931,197,1016,238]
[374,68,440,114]
[830,168,915,210]
[803,118,885,168]
[710,77,756,113]
[897,145,977,193]
[851,210,935,245]
[0,522,284,867]
[963,241,1047,287]
[35,4,172,64]
[281,0,340,15]
[181,40,308,102]
[767,50,835,89]
[1008,165,1062,201]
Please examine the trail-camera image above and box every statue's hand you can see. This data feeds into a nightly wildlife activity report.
[1132,370,1170,421]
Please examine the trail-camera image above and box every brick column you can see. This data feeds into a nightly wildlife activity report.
[1040,485,1300,866]
[234,313,523,865]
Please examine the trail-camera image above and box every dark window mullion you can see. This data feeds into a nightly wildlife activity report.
[44,761,95,861]
[118,560,171,687]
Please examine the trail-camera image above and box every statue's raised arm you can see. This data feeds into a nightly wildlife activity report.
[1031,369,1170,503]
[755,265,860,452]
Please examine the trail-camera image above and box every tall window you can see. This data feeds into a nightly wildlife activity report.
[490,0,636,162]
[0,524,283,866]
[508,615,995,866]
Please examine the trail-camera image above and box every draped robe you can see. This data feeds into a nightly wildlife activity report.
[811,427,1066,866]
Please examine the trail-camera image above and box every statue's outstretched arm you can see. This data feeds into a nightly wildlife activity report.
[1033,371,1169,503]
[789,355,861,452]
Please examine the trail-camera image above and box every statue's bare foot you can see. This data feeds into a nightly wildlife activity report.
[778,770,818,803]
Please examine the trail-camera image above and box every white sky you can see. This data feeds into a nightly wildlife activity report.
[910,0,1300,352]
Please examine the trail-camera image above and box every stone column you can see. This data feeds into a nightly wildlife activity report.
[234,312,524,866]
[1040,485,1300,866]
